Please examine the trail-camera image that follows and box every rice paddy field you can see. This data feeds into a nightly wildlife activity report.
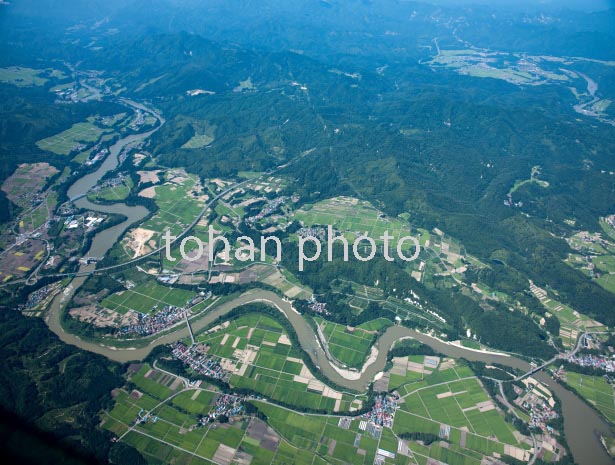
[253,401,380,465]
[102,344,527,465]
[530,282,606,349]
[138,170,205,239]
[101,281,196,314]
[391,360,529,464]
[196,313,365,412]
[294,196,430,247]
[36,121,108,155]
[315,317,376,368]
[103,364,284,465]
[566,371,615,424]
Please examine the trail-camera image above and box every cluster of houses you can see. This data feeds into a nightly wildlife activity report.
[296,226,326,241]
[197,394,245,424]
[91,172,129,192]
[566,353,615,373]
[307,297,330,316]
[16,190,45,208]
[528,401,559,433]
[119,305,185,337]
[247,196,287,223]
[129,110,146,130]
[171,342,228,381]
[361,393,399,428]
[512,378,559,433]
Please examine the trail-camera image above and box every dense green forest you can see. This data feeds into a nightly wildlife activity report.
[0,310,144,465]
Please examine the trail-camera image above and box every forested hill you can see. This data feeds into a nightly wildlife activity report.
[87,33,615,327]
[0,310,144,465]
[2,0,615,326]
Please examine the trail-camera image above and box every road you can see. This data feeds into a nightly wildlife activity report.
[514,331,592,382]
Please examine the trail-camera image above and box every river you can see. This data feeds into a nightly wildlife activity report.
[44,103,613,464]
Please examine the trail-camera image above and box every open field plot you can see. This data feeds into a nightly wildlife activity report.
[597,274,615,294]
[130,364,182,400]
[427,49,571,87]
[88,178,133,202]
[357,317,391,332]
[101,281,195,314]
[566,372,615,424]
[115,169,207,260]
[392,356,476,396]
[19,192,58,233]
[170,390,216,415]
[106,367,274,465]
[388,355,433,390]
[258,265,312,299]
[0,66,66,86]
[0,239,45,282]
[182,134,214,149]
[600,218,615,242]
[315,317,375,368]
[398,376,519,446]
[36,120,109,155]
[1,163,59,207]
[530,282,606,348]
[243,176,288,195]
[136,169,205,239]
[195,314,363,412]
[253,401,378,465]
[294,196,414,246]
[331,280,385,303]
[566,226,615,295]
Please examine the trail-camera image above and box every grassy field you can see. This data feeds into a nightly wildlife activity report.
[36,121,107,155]
[196,313,364,412]
[566,371,615,424]
[138,170,205,239]
[114,169,207,261]
[182,134,214,149]
[0,66,61,86]
[101,281,196,314]
[88,178,133,202]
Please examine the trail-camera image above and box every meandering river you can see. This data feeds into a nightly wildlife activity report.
[44,102,614,465]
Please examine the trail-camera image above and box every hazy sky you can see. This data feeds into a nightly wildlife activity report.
[426,0,614,12]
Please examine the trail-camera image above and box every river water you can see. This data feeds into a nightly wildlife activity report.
[44,103,613,464]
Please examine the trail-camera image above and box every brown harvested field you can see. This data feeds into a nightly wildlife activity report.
[212,442,236,465]
[138,186,157,198]
[136,170,161,184]
[0,239,45,282]
[69,304,136,328]
[246,419,280,451]
[171,250,211,274]
[1,163,58,206]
